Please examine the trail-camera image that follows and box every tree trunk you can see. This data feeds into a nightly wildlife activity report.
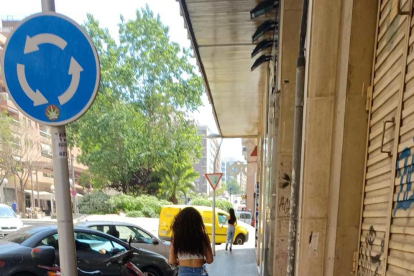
[169,195,177,204]
[20,178,26,215]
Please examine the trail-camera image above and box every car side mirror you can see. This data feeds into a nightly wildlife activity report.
[111,247,122,254]
[152,238,159,245]
[31,246,56,266]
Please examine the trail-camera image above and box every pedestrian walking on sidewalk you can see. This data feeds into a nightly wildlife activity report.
[225,208,237,252]
[11,200,17,214]
[169,207,213,276]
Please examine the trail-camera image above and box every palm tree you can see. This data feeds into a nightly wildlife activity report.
[151,163,199,204]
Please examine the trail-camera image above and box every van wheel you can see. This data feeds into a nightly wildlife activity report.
[234,234,245,245]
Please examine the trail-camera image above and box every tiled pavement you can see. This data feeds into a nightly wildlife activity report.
[206,246,258,276]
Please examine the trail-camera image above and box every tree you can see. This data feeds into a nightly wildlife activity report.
[226,178,241,195]
[215,181,228,197]
[0,113,43,212]
[0,112,14,203]
[151,163,199,204]
[68,7,203,193]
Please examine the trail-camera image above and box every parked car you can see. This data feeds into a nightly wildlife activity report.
[159,205,249,245]
[32,242,144,276]
[0,203,23,238]
[0,226,177,276]
[235,210,252,226]
[77,221,171,259]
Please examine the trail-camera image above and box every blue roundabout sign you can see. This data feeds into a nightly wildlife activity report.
[1,12,100,126]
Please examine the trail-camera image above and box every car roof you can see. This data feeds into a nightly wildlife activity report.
[77,220,138,227]
[163,205,227,213]
[0,204,11,208]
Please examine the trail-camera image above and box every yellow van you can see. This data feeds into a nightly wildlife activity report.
[158,205,249,245]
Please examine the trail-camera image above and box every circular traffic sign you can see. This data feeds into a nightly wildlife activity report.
[1,12,100,126]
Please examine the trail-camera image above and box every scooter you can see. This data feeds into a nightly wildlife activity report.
[32,238,144,276]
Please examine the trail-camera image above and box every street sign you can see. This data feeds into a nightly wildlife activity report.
[71,189,77,197]
[205,173,223,191]
[1,13,100,126]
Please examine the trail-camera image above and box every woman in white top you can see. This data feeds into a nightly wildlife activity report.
[169,207,213,276]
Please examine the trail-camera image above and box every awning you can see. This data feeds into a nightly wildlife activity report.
[178,0,278,137]
[24,190,52,200]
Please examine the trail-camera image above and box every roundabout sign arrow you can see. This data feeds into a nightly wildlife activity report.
[1,12,100,126]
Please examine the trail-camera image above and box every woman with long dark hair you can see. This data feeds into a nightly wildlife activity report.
[226,208,237,251]
[169,207,213,276]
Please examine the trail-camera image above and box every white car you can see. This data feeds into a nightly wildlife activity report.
[235,211,252,226]
[0,203,24,237]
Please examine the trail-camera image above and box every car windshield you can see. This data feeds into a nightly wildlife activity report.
[0,206,17,218]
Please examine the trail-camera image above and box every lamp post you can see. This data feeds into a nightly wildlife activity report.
[206,133,223,256]
[229,188,233,204]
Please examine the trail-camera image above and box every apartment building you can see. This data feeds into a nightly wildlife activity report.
[193,125,221,194]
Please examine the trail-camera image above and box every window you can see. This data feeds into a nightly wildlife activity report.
[218,213,227,225]
[38,234,59,249]
[0,206,17,218]
[75,232,126,255]
[41,143,52,158]
[114,225,152,244]
[43,173,54,178]
[4,228,37,244]
[90,225,111,235]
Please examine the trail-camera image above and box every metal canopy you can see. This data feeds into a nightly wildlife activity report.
[178,0,277,138]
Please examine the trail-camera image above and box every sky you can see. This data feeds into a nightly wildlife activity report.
[0,0,245,161]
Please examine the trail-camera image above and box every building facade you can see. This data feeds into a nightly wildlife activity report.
[177,0,405,275]
[192,125,221,194]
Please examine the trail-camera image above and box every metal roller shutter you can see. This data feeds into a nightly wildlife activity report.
[357,0,413,275]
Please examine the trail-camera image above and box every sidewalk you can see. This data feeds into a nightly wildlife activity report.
[206,245,258,276]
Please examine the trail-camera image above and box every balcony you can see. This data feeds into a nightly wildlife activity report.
[39,130,51,139]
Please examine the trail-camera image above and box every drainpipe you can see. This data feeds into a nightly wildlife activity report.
[286,0,309,274]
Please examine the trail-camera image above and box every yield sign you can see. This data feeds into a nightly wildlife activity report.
[205,173,223,191]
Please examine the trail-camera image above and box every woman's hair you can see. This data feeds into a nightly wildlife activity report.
[171,207,209,256]
[228,208,237,224]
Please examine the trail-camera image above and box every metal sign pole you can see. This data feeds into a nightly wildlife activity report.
[51,126,77,276]
[42,1,76,275]
[212,189,216,256]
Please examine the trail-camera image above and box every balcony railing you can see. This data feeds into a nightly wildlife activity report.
[39,130,51,139]
[0,93,9,101]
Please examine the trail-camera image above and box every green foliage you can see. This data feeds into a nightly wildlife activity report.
[108,194,143,211]
[189,197,232,211]
[79,192,172,218]
[109,194,171,218]
[78,191,111,214]
[151,163,199,204]
[215,182,227,197]
[68,6,203,194]
[191,197,212,207]
[126,210,144,218]
[226,178,241,194]
[215,200,233,212]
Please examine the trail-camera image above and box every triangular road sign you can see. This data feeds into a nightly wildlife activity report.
[205,173,223,191]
